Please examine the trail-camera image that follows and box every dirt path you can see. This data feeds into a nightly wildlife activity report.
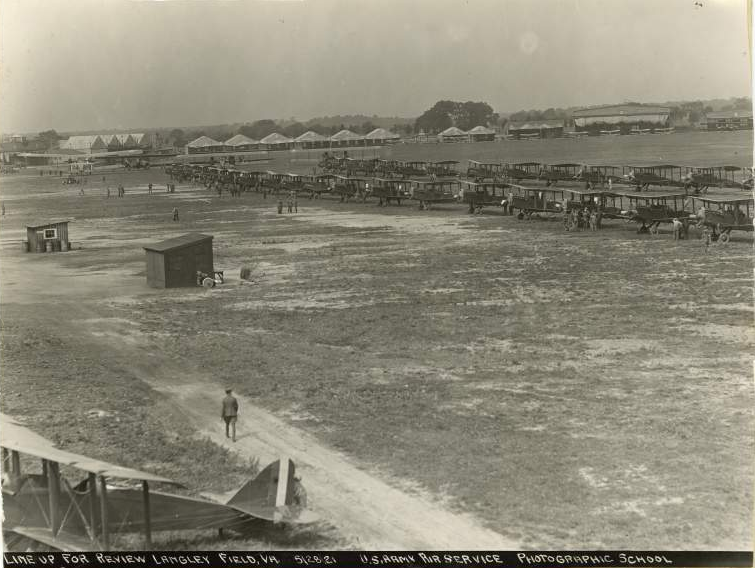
[1,252,520,550]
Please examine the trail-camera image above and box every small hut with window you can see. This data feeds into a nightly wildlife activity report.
[25,220,70,253]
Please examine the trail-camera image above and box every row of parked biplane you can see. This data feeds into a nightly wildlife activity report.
[165,156,755,242]
[1,414,316,552]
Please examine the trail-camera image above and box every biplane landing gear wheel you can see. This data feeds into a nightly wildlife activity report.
[719,232,731,244]
[517,211,524,220]
[202,277,215,288]
[649,225,659,235]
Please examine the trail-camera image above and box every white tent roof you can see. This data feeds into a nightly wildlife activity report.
[439,127,467,136]
[468,125,496,135]
[365,128,400,140]
[330,129,363,141]
[295,131,328,142]
[260,132,294,145]
[59,135,106,150]
[187,135,223,148]
[225,134,259,146]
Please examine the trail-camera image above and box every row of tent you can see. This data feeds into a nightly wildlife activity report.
[187,128,402,153]
[186,125,499,153]
[59,133,151,153]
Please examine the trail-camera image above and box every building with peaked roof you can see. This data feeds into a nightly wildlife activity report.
[294,131,329,149]
[705,110,753,131]
[438,127,467,142]
[364,128,401,145]
[330,129,364,147]
[507,119,565,139]
[186,136,224,154]
[467,125,496,142]
[260,132,293,150]
[572,104,670,135]
[59,135,107,153]
[224,134,259,151]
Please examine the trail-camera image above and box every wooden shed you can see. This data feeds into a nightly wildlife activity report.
[26,220,70,253]
[144,233,214,288]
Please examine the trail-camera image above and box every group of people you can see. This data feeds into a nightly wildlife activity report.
[277,192,299,214]
[565,207,602,231]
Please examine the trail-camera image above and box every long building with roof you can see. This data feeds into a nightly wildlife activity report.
[705,110,753,131]
[365,128,401,145]
[330,129,364,147]
[58,132,152,153]
[572,104,670,135]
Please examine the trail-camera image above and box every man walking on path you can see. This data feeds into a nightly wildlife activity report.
[172,207,179,222]
[221,388,239,442]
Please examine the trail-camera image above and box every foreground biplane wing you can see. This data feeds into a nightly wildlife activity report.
[1,414,317,552]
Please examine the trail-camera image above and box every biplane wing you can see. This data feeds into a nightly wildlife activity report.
[1,414,316,552]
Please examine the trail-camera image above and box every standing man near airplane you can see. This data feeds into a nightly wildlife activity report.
[222,388,239,442]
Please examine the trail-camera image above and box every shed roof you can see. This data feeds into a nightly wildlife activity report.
[144,232,213,253]
[225,134,259,146]
[187,136,223,148]
[295,131,328,142]
[572,104,670,118]
[330,129,363,141]
[260,132,293,145]
[468,125,496,135]
[439,127,467,136]
[365,128,400,140]
[26,219,70,230]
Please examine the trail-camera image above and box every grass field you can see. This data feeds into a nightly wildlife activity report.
[0,131,752,550]
[263,130,754,173]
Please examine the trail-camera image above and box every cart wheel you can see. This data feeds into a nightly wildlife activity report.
[202,277,215,288]
[719,232,731,244]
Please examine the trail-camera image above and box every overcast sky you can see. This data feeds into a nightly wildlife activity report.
[0,0,750,133]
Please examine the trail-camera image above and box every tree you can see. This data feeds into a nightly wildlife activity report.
[282,122,307,138]
[456,101,498,130]
[732,97,751,110]
[38,129,62,150]
[169,128,186,147]
[415,100,457,134]
[360,121,377,135]
[239,119,277,140]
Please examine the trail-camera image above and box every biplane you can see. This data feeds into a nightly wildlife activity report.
[538,163,581,185]
[426,160,460,178]
[0,414,315,552]
[299,173,335,198]
[408,179,461,209]
[683,165,751,193]
[615,191,693,234]
[332,175,371,202]
[504,162,541,181]
[371,177,411,206]
[510,186,567,218]
[621,165,685,191]
[690,196,754,243]
[396,161,428,178]
[466,160,504,181]
[460,180,512,213]
[573,165,623,188]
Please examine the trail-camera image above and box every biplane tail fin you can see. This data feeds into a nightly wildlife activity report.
[226,458,318,524]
